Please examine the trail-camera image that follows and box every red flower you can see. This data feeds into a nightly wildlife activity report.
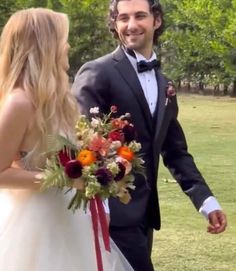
[58,150,70,167]
[64,160,83,179]
[110,105,117,113]
[108,130,123,142]
[165,81,176,106]
[166,81,176,98]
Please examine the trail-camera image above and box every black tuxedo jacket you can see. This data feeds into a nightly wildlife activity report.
[73,47,213,230]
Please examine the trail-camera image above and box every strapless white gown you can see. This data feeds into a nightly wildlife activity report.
[0,153,133,271]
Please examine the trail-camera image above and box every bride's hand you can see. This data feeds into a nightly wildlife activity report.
[72,178,84,190]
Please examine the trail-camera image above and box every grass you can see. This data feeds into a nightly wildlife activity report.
[152,94,236,271]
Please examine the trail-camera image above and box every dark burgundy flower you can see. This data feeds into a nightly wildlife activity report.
[58,148,76,167]
[114,162,126,181]
[122,124,136,143]
[95,167,113,186]
[166,81,176,97]
[108,130,123,142]
[165,81,176,106]
[64,160,83,179]
[58,150,70,167]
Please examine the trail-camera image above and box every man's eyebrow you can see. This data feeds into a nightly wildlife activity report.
[117,11,149,16]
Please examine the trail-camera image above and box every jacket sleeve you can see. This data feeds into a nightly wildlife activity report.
[161,98,214,210]
[72,61,110,117]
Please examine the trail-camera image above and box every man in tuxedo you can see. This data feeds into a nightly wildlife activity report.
[72,0,227,270]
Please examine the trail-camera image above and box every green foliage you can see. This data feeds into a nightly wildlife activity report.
[61,0,114,75]
[153,95,236,270]
[0,0,235,92]
[160,0,236,89]
[15,0,47,8]
[41,156,72,189]
[0,0,17,28]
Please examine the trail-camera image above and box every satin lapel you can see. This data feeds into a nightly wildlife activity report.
[153,72,167,141]
[112,48,153,132]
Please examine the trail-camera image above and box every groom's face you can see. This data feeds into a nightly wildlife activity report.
[115,0,161,58]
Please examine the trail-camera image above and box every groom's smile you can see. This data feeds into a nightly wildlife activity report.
[115,0,162,59]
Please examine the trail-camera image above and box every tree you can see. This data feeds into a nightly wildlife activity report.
[1,0,235,95]
[60,0,114,75]
[160,0,236,95]
[0,0,17,29]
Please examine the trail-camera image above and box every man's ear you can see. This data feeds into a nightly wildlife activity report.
[114,20,118,31]
[154,16,162,30]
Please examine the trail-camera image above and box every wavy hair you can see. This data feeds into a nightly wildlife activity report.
[0,8,78,148]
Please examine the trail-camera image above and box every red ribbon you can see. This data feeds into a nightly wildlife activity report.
[90,196,111,271]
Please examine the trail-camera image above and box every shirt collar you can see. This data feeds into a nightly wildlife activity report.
[123,47,157,71]
[133,50,157,62]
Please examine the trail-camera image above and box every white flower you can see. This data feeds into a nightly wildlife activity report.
[91,117,100,128]
[110,140,122,150]
[89,107,99,114]
[107,162,119,175]
[124,112,131,118]
[120,112,131,120]
[128,141,141,152]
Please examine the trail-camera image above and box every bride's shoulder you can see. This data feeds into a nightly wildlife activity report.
[4,88,34,114]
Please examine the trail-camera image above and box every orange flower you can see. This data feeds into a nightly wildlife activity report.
[111,119,128,129]
[77,150,96,166]
[88,134,110,156]
[117,146,134,161]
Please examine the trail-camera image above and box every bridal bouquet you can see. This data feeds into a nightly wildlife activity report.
[41,106,145,211]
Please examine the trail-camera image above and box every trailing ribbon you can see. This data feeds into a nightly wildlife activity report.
[90,196,111,271]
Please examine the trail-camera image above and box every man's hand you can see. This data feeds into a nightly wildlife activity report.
[207,210,227,234]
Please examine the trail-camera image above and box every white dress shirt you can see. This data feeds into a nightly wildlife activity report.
[125,50,158,115]
[124,49,222,219]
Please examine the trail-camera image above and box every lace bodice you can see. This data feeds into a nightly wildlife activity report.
[14,149,46,171]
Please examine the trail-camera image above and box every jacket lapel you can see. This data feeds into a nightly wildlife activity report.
[112,47,153,133]
[153,72,167,141]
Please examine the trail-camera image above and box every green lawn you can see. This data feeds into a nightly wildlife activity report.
[152,95,236,271]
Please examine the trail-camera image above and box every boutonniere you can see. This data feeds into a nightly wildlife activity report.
[165,81,176,106]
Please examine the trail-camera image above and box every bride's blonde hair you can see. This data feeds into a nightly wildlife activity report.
[0,8,78,143]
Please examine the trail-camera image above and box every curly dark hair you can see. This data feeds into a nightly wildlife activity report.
[107,0,164,44]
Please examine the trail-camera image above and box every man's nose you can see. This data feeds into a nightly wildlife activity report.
[127,16,138,31]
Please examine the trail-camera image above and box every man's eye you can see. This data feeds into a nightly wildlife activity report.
[136,14,147,19]
[117,16,129,22]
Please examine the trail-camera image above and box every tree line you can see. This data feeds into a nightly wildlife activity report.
[0,0,235,96]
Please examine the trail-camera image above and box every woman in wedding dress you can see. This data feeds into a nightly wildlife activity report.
[0,8,133,271]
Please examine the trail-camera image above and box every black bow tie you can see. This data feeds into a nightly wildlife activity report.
[123,47,160,73]
[137,59,160,73]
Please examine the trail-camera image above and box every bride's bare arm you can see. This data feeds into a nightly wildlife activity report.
[0,91,41,189]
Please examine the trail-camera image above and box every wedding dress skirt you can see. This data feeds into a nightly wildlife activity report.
[0,188,133,271]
